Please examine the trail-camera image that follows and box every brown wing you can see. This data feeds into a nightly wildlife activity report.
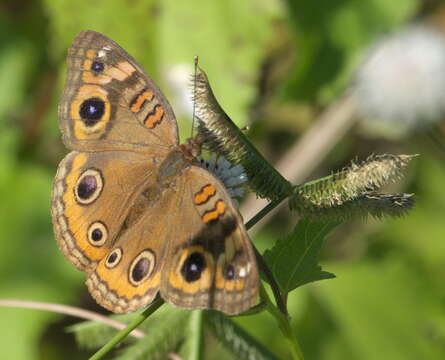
[52,150,155,271]
[59,30,178,154]
[160,165,259,315]
[84,180,178,313]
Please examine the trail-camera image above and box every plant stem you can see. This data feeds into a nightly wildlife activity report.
[89,297,164,360]
[246,199,304,359]
[189,310,204,360]
[260,285,304,360]
[0,299,145,338]
[245,198,283,230]
[232,301,267,317]
[246,197,289,316]
[253,246,288,316]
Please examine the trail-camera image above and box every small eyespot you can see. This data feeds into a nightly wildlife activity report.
[105,248,122,268]
[87,221,107,246]
[129,249,156,286]
[79,97,105,126]
[74,168,103,205]
[224,264,235,280]
[181,252,206,283]
[91,61,104,73]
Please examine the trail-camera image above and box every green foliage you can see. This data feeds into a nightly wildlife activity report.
[313,259,444,360]
[68,313,138,350]
[178,310,202,360]
[160,0,274,130]
[44,0,159,64]
[264,220,337,296]
[206,311,279,360]
[69,305,284,359]
[284,0,419,103]
[70,306,191,359]
[114,307,190,360]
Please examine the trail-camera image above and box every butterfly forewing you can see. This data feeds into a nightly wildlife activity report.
[59,30,178,153]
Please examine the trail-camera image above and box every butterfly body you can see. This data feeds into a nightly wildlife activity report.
[52,30,258,315]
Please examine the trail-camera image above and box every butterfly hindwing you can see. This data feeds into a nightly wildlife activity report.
[85,188,178,313]
[160,165,259,315]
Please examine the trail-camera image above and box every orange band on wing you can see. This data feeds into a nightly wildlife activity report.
[130,90,154,113]
[194,184,216,205]
[202,200,226,223]
[144,105,164,128]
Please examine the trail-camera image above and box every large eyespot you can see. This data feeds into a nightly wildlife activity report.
[74,168,103,205]
[91,61,105,73]
[181,252,206,283]
[87,221,108,246]
[105,248,122,269]
[128,249,156,286]
[79,97,105,126]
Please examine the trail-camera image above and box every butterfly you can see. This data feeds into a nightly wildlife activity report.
[51,30,259,315]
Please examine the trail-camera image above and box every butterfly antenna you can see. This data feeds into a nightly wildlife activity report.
[191,55,199,139]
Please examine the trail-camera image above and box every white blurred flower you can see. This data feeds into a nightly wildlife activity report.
[353,24,445,135]
[197,155,247,204]
[164,63,194,118]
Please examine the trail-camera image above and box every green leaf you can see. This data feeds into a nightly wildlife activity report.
[180,310,204,360]
[206,311,280,360]
[68,313,136,350]
[263,220,338,295]
[114,308,190,360]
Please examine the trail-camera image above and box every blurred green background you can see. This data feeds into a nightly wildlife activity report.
[1,0,445,359]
